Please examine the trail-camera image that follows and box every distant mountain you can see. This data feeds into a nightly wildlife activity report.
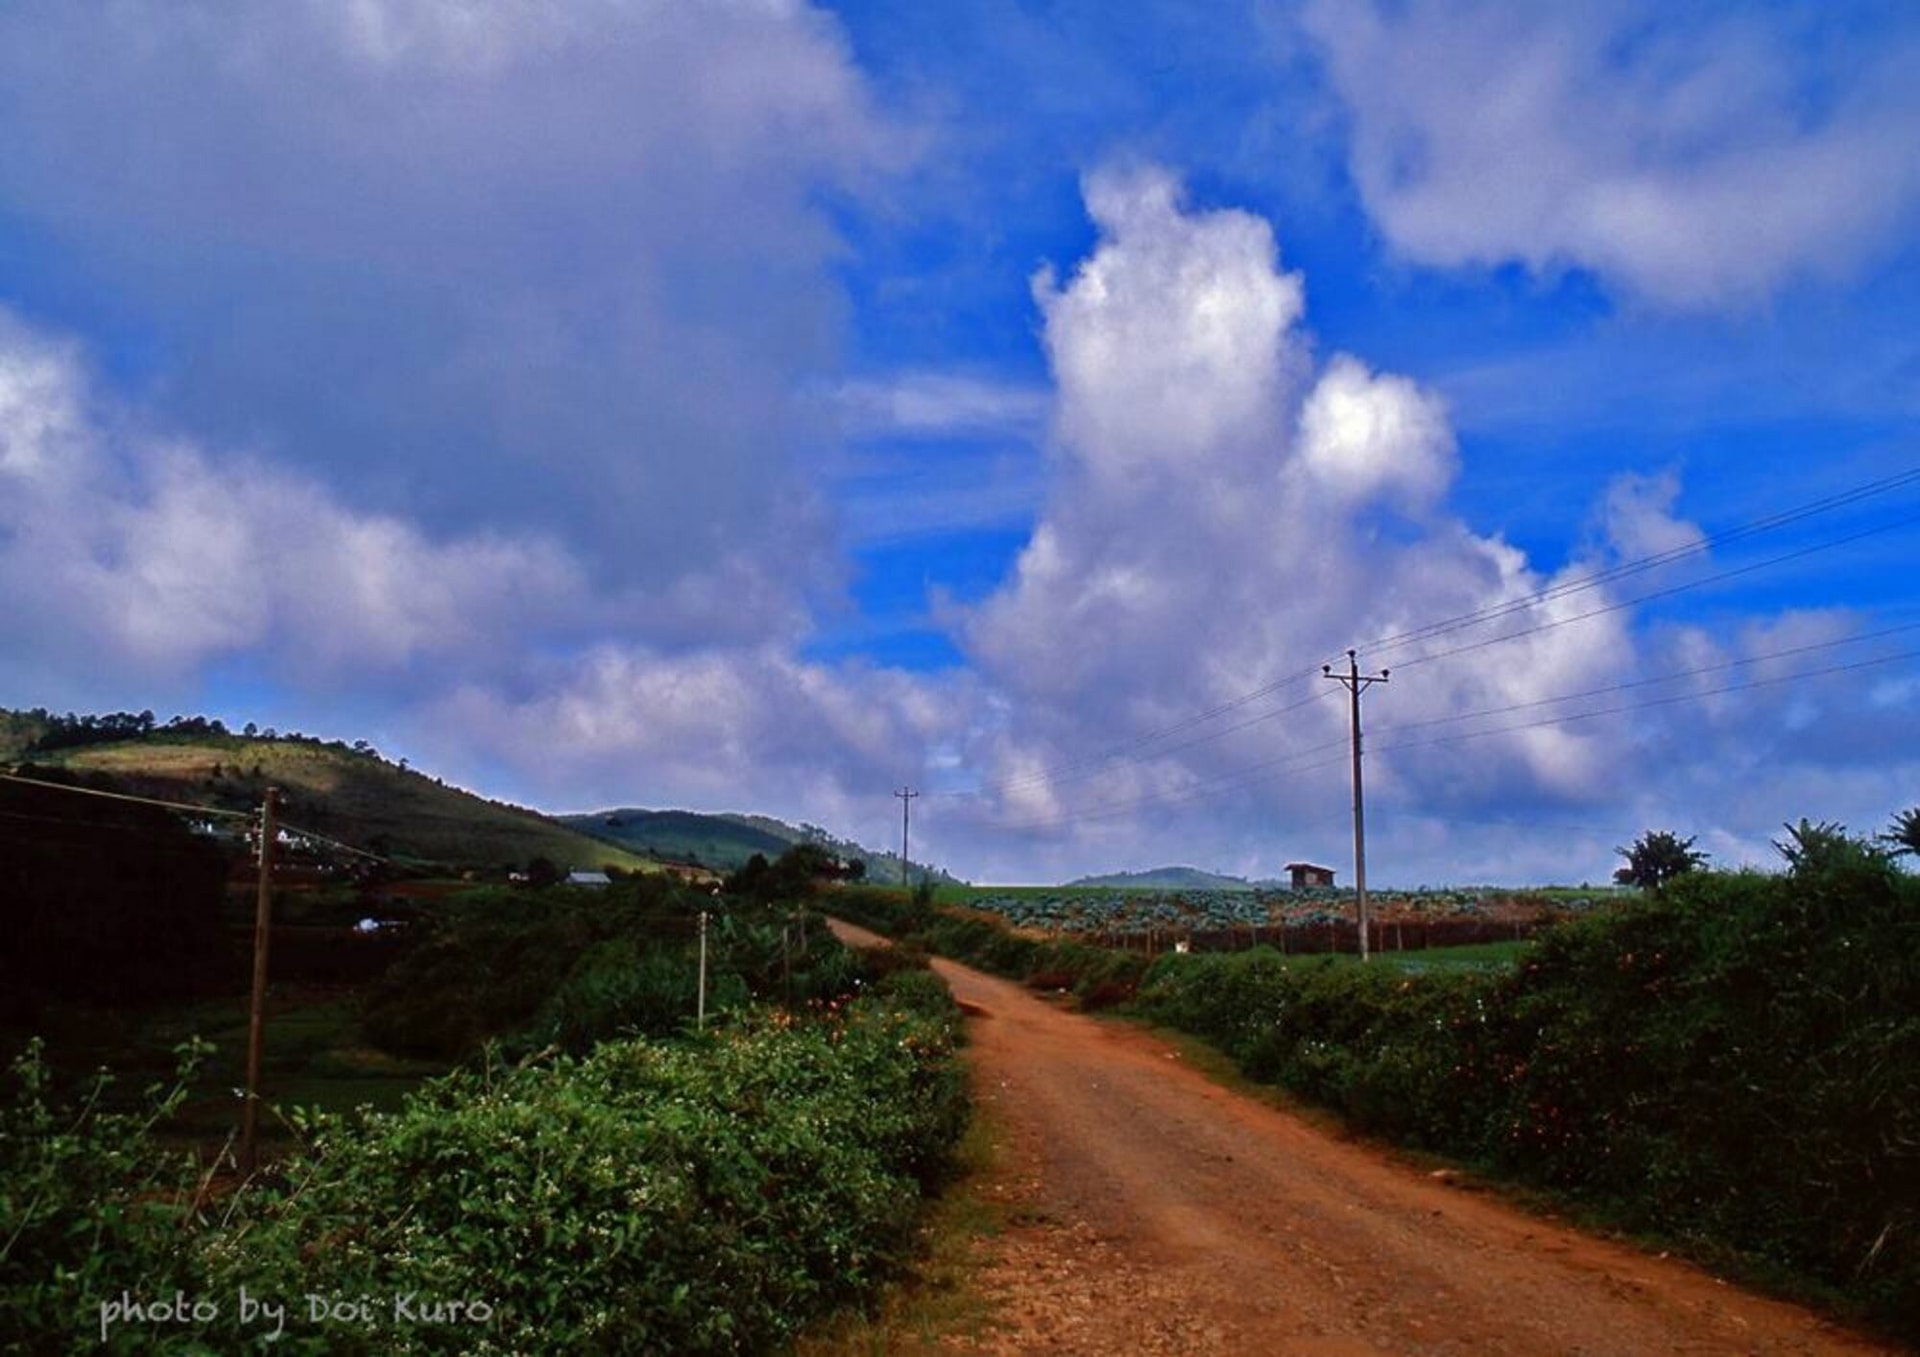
[1065,865,1261,891]
[566,807,963,883]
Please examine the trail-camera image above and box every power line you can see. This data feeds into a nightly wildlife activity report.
[1369,647,1920,762]
[938,464,1920,804]
[1387,510,1920,674]
[0,807,233,842]
[1371,617,1920,740]
[275,819,389,863]
[0,771,254,819]
[974,635,1920,834]
[1353,464,1920,665]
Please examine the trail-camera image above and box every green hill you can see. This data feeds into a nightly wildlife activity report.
[5,724,647,873]
[564,807,964,883]
[562,809,795,870]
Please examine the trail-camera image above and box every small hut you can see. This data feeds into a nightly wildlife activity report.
[1285,862,1336,891]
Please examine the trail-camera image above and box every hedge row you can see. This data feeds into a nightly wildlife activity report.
[1133,861,1920,1340]
[3,973,969,1355]
[829,888,1150,1006]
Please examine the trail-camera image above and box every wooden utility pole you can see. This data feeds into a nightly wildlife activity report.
[1324,651,1388,962]
[895,786,919,887]
[697,910,709,1030]
[240,787,278,1176]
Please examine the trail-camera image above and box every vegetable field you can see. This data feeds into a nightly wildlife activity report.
[944,884,1618,953]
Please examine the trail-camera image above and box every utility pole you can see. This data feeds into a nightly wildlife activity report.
[240,787,278,1176]
[697,910,709,1030]
[1324,650,1388,962]
[895,786,919,887]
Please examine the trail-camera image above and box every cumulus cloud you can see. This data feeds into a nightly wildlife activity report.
[424,644,976,841]
[960,166,1641,868]
[1297,355,1456,512]
[1300,0,1920,308]
[0,312,585,691]
[0,0,904,642]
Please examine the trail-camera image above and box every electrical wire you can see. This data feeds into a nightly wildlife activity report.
[1350,465,1920,664]
[0,771,255,818]
[1386,510,1920,674]
[974,636,1920,834]
[934,464,1920,803]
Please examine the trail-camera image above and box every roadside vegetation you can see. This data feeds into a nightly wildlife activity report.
[836,814,1920,1343]
[2,846,969,1354]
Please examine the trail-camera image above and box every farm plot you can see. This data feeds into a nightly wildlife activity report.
[953,886,1618,954]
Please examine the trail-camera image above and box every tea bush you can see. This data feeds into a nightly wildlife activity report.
[5,980,966,1355]
[1135,857,1920,1339]
[201,990,966,1353]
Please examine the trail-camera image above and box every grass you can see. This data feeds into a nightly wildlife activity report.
[26,736,653,872]
[1363,939,1534,971]
[13,988,448,1153]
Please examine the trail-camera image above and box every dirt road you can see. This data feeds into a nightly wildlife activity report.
[829,920,1891,1355]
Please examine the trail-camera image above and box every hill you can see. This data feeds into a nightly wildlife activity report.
[4,722,648,873]
[1065,865,1261,891]
[565,807,964,883]
[563,808,795,870]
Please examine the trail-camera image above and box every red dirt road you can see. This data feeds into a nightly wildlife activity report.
[829,920,1893,1355]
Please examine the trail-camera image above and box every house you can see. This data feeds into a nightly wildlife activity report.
[567,870,612,888]
[1285,862,1336,890]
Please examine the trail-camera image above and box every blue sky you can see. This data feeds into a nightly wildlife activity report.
[1,0,1915,884]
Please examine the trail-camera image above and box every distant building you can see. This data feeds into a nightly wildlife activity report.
[1285,862,1336,890]
[567,870,612,888]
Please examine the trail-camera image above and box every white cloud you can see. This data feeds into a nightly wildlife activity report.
[1301,0,1920,308]
[1593,468,1706,562]
[1035,164,1308,486]
[0,0,906,641]
[424,644,978,846]
[1297,354,1456,512]
[0,313,586,685]
[834,372,1049,439]
[960,166,1641,871]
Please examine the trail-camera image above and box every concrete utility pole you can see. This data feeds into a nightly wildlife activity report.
[895,786,919,887]
[1324,651,1388,962]
[240,787,279,1176]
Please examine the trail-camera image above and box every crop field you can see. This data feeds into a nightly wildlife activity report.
[941,884,1623,946]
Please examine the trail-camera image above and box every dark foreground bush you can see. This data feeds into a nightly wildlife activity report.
[1134,861,1920,1340]
[5,989,967,1356]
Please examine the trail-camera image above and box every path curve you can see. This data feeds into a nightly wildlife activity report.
[830,919,1892,1355]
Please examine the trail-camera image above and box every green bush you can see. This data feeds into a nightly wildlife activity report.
[200,998,966,1353]
[6,989,967,1356]
[0,1039,210,1353]
[1134,860,1920,1339]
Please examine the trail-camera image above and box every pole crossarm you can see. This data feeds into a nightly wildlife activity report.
[1323,650,1389,962]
